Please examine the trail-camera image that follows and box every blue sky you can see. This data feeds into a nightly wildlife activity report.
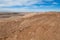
[0,0,60,12]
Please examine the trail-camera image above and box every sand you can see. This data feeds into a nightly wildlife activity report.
[0,12,60,40]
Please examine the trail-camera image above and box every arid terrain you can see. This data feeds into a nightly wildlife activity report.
[0,12,60,40]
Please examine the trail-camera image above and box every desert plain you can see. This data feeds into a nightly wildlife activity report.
[0,12,60,40]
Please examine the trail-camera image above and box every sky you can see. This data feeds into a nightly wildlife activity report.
[0,0,60,12]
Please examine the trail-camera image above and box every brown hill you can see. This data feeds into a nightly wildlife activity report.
[0,12,60,40]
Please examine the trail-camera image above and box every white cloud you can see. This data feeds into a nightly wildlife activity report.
[0,8,59,12]
[0,0,60,12]
[0,0,57,7]
[0,0,39,6]
[44,0,54,1]
[52,2,58,4]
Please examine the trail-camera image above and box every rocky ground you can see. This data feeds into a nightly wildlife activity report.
[0,12,60,40]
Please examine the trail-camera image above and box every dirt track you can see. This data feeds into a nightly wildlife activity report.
[0,12,60,40]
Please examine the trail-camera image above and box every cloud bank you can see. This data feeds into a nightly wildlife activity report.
[0,0,60,12]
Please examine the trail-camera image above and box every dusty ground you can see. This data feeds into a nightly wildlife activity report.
[0,12,60,40]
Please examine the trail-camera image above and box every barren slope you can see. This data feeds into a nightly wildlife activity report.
[0,12,60,40]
